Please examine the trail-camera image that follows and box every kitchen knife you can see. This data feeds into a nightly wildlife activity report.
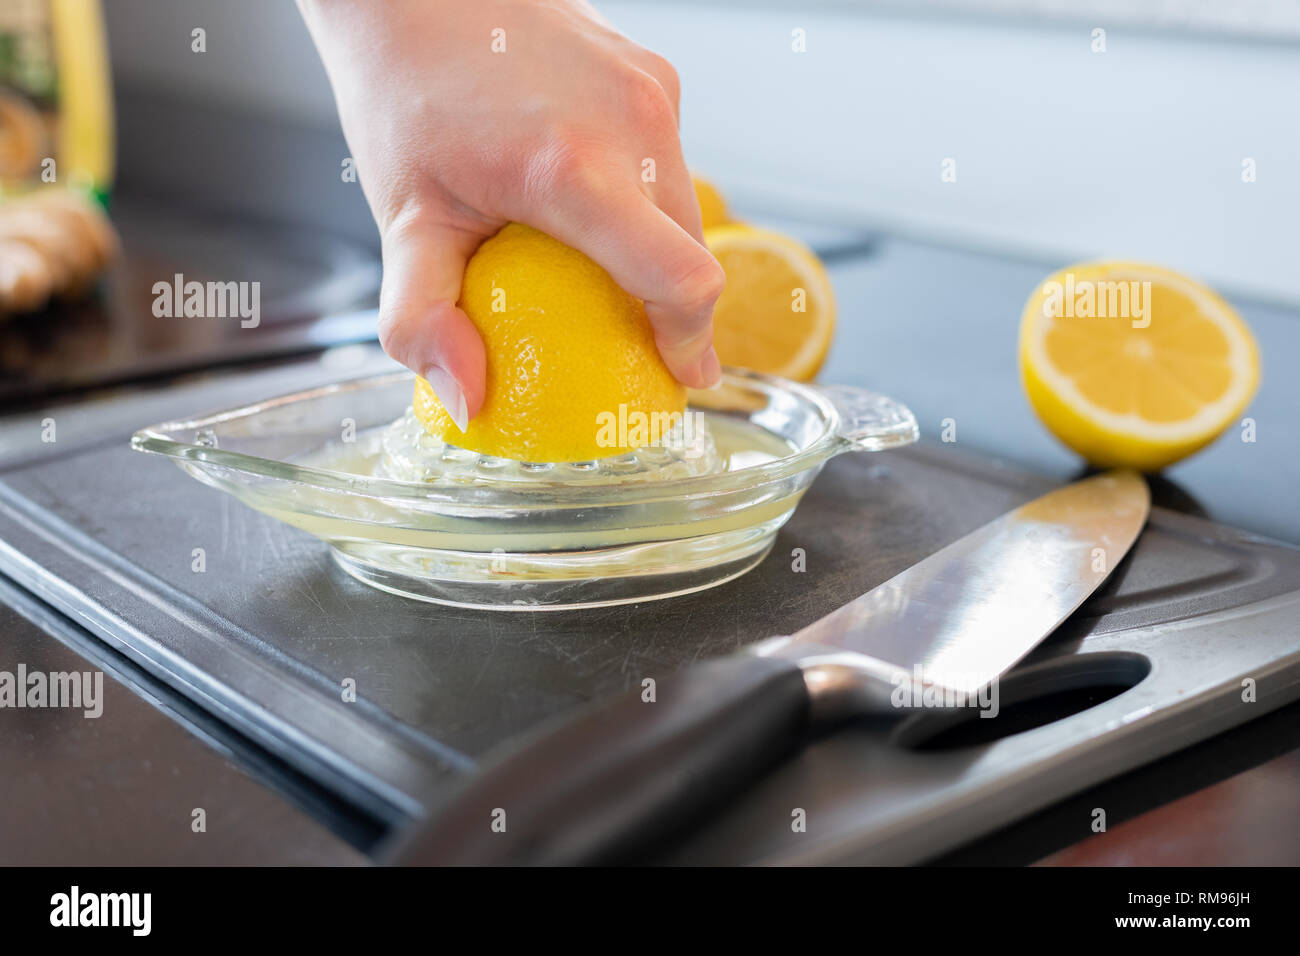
[389,469,1149,866]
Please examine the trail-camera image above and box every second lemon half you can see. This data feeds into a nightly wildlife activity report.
[1019,261,1259,471]
[413,223,686,463]
[704,224,836,381]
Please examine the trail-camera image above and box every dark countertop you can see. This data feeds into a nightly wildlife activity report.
[0,593,367,865]
[1037,748,1300,867]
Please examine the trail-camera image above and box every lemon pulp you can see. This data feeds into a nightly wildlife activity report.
[704,224,836,381]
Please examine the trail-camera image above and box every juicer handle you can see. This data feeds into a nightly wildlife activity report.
[387,653,810,866]
[820,384,920,452]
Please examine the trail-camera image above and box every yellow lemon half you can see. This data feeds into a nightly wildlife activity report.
[1019,261,1259,471]
[413,223,685,463]
[692,175,730,230]
[704,224,836,381]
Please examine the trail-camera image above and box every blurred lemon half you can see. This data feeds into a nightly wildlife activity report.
[692,174,730,230]
[704,224,836,381]
[413,223,685,463]
[1019,261,1259,471]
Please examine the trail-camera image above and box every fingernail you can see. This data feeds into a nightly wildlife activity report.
[697,346,722,389]
[422,365,469,433]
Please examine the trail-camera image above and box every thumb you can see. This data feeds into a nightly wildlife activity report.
[376,224,486,431]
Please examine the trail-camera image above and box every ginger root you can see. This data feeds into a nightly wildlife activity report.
[0,190,119,317]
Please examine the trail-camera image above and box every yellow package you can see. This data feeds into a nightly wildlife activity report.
[0,0,113,202]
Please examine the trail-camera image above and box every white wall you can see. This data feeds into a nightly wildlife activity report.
[104,0,1300,305]
[105,0,338,125]
[606,2,1300,305]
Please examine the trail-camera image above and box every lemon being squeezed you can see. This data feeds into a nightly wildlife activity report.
[410,223,699,468]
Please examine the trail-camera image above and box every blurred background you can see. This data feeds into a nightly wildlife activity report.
[103,0,1300,303]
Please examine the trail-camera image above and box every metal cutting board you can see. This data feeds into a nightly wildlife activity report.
[1,353,1299,863]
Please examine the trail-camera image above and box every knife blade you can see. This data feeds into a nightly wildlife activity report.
[752,467,1150,717]
[390,469,1149,866]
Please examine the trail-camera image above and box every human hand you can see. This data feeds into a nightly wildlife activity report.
[298,0,724,428]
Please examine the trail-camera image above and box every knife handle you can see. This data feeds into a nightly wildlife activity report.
[388,654,810,866]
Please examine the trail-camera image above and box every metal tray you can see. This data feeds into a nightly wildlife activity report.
[1,353,1298,863]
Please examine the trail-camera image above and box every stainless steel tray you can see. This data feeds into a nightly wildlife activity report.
[2,352,1298,863]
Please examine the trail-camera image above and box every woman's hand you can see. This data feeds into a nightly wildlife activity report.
[298,0,723,428]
